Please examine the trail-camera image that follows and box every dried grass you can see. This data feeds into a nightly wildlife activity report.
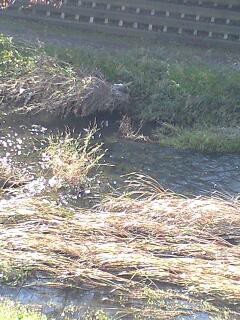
[119,115,150,142]
[0,55,124,118]
[44,125,105,187]
[0,176,240,317]
[0,161,30,189]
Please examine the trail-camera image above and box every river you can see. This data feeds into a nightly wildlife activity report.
[0,114,239,319]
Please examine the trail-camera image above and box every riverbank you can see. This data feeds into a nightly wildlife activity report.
[154,125,240,153]
[1,32,240,152]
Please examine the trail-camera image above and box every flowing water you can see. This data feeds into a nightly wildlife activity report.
[1,115,239,197]
[0,114,239,319]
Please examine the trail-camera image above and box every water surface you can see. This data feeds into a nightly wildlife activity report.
[0,114,239,319]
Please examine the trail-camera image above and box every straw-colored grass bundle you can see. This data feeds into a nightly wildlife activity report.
[0,56,126,118]
[0,186,240,314]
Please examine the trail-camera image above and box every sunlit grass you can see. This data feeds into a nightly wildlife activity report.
[44,125,105,187]
[0,299,46,320]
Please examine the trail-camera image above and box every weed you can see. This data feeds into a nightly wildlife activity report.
[0,34,36,76]
[0,298,46,320]
[83,310,110,320]
[119,115,150,142]
[44,125,105,187]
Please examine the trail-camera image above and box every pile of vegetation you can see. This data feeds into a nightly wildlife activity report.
[0,34,127,118]
[0,174,240,319]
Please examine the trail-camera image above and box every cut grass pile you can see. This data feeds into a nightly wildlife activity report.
[0,55,115,118]
[0,176,239,318]
[0,34,126,119]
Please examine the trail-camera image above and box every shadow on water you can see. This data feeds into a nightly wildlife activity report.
[0,113,239,319]
[0,285,123,319]
[0,285,213,320]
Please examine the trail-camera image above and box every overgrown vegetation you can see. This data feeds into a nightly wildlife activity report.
[2,33,239,129]
[0,34,126,118]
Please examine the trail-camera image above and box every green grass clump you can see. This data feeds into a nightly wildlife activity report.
[0,299,46,320]
[154,126,240,153]
[168,64,240,127]
[0,34,36,76]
